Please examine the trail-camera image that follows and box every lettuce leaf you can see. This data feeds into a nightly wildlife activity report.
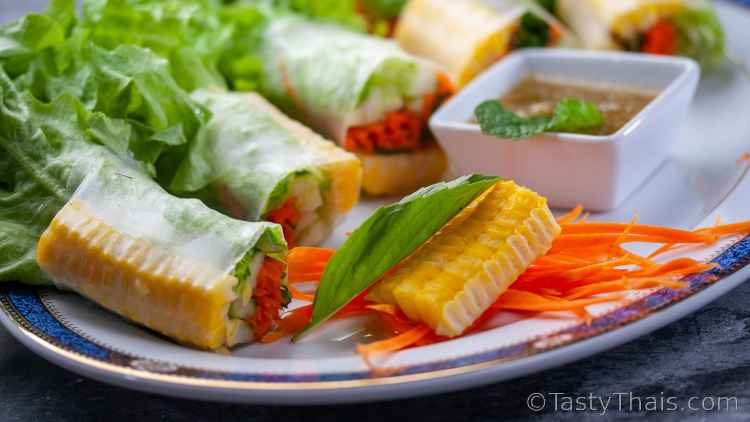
[79,0,268,92]
[0,67,125,284]
[270,0,367,31]
[296,175,501,339]
[2,6,211,186]
[0,3,214,283]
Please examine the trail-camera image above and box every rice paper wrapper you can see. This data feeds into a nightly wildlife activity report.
[396,0,576,86]
[188,90,333,221]
[257,16,441,142]
[65,161,285,280]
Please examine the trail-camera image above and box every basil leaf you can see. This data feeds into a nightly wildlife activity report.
[474,98,603,139]
[295,174,500,340]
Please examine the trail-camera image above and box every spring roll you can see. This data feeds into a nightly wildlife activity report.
[555,0,724,65]
[396,0,574,87]
[188,90,362,246]
[258,16,450,196]
[36,162,288,349]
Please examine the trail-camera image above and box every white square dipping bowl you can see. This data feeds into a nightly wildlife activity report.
[430,49,700,211]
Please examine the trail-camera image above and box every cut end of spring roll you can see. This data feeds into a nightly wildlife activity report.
[37,166,289,350]
[37,201,242,349]
[194,91,362,247]
[367,180,560,336]
[557,0,684,50]
[241,93,363,224]
[556,0,725,66]
[397,0,571,87]
[258,16,449,196]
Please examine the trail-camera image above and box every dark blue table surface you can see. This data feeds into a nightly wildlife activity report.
[2,1,750,420]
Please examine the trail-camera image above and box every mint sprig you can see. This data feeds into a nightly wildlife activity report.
[475,98,604,139]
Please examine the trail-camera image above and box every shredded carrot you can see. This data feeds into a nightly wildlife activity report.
[248,258,285,340]
[260,304,312,343]
[642,19,677,55]
[343,73,454,154]
[287,247,335,283]
[263,210,750,368]
[698,221,750,237]
[345,109,423,153]
[265,198,300,247]
[561,223,714,243]
[356,325,432,369]
[557,204,583,224]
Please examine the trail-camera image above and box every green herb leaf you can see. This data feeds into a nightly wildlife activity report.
[512,12,550,49]
[672,8,725,68]
[295,174,500,340]
[547,98,604,133]
[475,99,551,139]
[474,98,603,139]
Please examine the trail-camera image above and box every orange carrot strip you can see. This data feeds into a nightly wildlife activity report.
[565,278,686,300]
[697,221,750,237]
[287,247,335,283]
[557,205,583,224]
[356,325,432,363]
[266,198,301,247]
[561,223,714,243]
[551,233,704,250]
[492,289,620,312]
[260,305,312,343]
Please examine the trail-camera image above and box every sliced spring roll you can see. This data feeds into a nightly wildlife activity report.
[555,0,724,65]
[396,0,574,87]
[258,16,450,196]
[367,180,560,336]
[186,90,362,246]
[36,163,288,349]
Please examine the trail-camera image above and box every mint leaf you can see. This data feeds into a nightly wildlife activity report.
[475,100,550,139]
[547,98,604,133]
[475,98,603,139]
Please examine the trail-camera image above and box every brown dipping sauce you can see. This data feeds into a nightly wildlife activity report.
[500,76,657,136]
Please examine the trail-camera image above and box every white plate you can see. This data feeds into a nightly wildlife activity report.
[2,0,750,405]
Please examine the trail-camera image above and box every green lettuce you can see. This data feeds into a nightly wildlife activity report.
[269,0,367,31]
[80,0,268,92]
[296,175,501,339]
[0,66,125,284]
[1,4,211,186]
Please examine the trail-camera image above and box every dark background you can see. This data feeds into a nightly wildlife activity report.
[2,1,750,420]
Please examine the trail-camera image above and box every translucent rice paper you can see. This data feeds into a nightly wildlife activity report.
[257,15,441,142]
[189,90,357,221]
[396,0,575,86]
[556,0,714,50]
[70,160,285,280]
